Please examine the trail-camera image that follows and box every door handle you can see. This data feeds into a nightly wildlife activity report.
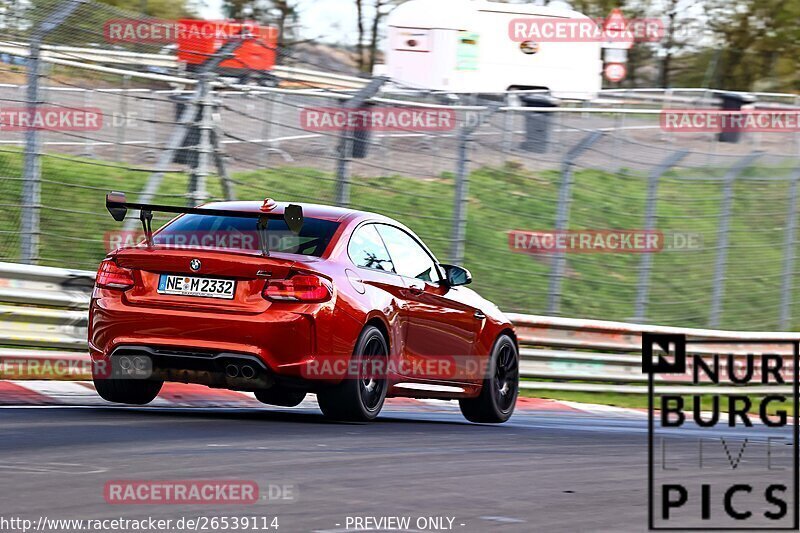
[408,286,424,295]
[474,310,486,320]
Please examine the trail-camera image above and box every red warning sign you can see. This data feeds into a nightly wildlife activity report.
[604,62,627,82]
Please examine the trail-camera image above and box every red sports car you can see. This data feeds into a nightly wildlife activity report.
[89,193,519,422]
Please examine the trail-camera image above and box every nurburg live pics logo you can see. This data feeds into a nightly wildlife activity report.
[643,333,799,530]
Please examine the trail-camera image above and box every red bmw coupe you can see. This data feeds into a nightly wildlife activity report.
[89,193,519,422]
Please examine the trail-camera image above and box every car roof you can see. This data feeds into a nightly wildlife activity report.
[198,200,436,261]
[200,200,384,224]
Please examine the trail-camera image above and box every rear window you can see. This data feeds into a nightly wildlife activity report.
[153,214,340,257]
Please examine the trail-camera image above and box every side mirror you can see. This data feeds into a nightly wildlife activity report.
[440,264,472,287]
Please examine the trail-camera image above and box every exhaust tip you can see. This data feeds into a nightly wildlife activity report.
[240,365,256,379]
[225,364,239,378]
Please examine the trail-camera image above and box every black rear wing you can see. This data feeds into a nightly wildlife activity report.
[105,192,303,256]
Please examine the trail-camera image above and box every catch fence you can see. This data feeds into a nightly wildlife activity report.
[1,0,800,331]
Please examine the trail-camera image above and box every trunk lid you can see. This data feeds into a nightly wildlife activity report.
[113,246,311,314]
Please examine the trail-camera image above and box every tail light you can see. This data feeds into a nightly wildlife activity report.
[263,274,331,303]
[95,259,134,290]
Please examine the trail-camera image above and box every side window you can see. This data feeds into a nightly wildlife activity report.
[376,225,440,283]
[348,224,395,273]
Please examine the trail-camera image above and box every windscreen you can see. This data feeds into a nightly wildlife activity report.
[153,214,340,257]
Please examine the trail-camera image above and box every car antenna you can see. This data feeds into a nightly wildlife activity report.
[256,215,270,257]
[139,209,154,248]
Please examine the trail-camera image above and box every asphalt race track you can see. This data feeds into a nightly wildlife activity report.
[0,389,793,533]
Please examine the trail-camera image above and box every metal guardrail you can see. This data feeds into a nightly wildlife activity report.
[1,261,795,392]
[0,262,92,352]
[0,41,369,90]
[510,313,797,393]
[6,41,799,104]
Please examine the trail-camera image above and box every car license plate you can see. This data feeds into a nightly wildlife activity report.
[157,274,236,300]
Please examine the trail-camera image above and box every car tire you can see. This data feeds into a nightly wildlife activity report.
[459,334,519,423]
[317,325,388,422]
[93,373,163,405]
[255,388,307,407]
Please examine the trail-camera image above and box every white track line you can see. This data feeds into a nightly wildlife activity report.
[558,400,646,418]
[3,380,622,415]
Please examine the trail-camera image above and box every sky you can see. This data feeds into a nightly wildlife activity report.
[198,0,363,45]
[195,0,710,49]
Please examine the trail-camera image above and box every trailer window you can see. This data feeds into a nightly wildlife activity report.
[393,28,431,52]
[456,31,479,70]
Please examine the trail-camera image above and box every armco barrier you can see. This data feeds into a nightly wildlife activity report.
[1,262,796,392]
[509,313,797,393]
[0,262,92,352]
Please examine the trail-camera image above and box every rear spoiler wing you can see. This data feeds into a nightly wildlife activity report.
[105,192,303,256]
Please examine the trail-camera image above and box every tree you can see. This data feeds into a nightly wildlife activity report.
[355,0,365,71]
[269,0,298,53]
[96,0,195,18]
[657,0,677,87]
[570,0,622,19]
[705,0,800,91]
[221,0,299,61]
[360,0,406,73]
[366,0,385,73]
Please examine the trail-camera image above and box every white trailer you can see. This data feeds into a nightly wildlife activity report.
[385,0,602,99]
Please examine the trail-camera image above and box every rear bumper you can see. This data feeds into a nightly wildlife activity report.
[89,291,345,384]
[100,345,275,391]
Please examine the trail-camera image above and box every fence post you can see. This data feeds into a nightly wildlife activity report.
[632,149,688,322]
[188,73,212,206]
[450,127,472,265]
[20,0,85,264]
[708,151,762,327]
[448,101,501,265]
[80,88,94,157]
[334,77,387,207]
[779,169,800,330]
[115,74,129,162]
[20,41,42,264]
[795,95,800,157]
[611,112,622,171]
[255,92,292,164]
[501,94,513,154]
[211,92,235,201]
[335,130,354,207]
[144,89,156,160]
[260,93,274,161]
[547,131,603,315]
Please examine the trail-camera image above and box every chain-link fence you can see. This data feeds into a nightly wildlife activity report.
[2,0,800,331]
